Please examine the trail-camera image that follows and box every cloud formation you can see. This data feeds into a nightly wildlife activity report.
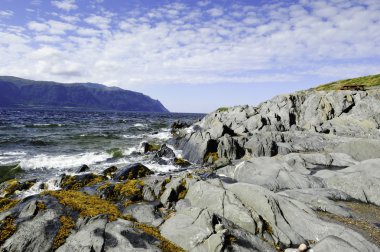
[0,0,379,89]
[51,0,78,11]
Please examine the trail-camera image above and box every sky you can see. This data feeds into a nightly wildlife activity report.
[0,0,380,113]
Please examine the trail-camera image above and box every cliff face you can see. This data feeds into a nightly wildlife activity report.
[0,76,169,113]
[174,88,380,164]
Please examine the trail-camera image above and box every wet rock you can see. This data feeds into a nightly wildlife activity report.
[141,142,160,153]
[102,166,118,177]
[60,173,105,190]
[155,144,176,159]
[76,164,90,173]
[113,163,153,181]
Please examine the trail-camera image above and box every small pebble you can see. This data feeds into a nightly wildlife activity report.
[298,243,307,252]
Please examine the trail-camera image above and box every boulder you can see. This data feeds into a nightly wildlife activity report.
[155,144,176,159]
[113,163,153,180]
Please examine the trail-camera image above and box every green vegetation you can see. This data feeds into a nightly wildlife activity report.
[0,217,16,245]
[0,164,23,184]
[107,148,124,159]
[53,215,75,249]
[216,107,229,113]
[46,190,121,221]
[315,74,380,91]
[146,143,160,152]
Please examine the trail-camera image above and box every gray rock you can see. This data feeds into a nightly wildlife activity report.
[316,159,380,206]
[104,219,161,252]
[57,215,107,252]
[311,236,361,252]
[333,139,380,161]
[155,144,176,159]
[1,209,60,252]
[217,157,325,192]
[160,207,214,250]
[122,203,163,227]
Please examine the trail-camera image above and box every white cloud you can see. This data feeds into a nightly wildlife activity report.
[0,10,14,18]
[1,0,380,89]
[51,0,77,11]
[208,8,224,17]
[84,15,111,30]
[27,21,49,32]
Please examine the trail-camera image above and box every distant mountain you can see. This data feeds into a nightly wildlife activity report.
[0,76,169,112]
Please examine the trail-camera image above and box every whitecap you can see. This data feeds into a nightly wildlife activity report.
[122,134,144,139]
[133,123,147,128]
[19,152,112,170]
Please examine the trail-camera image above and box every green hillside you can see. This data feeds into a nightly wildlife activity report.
[315,74,380,91]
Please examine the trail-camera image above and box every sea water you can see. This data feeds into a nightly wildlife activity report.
[0,109,203,190]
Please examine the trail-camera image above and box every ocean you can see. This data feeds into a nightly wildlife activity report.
[0,109,204,194]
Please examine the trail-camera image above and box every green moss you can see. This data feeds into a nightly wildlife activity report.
[46,190,121,221]
[0,164,23,184]
[0,198,19,212]
[216,107,229,113]
[204,152,219,163]
[134,222,185,252]
[60,174,105,190]
[315,74,380,91]
[53,215,75,249]
[106,148,124,159]
[0,217,16,245]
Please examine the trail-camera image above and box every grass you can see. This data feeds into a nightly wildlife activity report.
[46,190,121,221]
[216,107,229,113]
[315,74,380,91]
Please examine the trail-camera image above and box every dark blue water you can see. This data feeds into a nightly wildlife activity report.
[0,109,203,182]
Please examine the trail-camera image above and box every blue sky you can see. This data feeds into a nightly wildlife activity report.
[0,0,380,113]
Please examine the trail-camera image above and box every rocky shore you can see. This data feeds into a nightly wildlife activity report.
[1,78,380,251]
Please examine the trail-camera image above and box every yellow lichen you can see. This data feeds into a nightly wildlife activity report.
[0,198,19,212]
[0,217,16,245]
[53,215,75,249]
[46,190,121,221]
[134,222,185,252]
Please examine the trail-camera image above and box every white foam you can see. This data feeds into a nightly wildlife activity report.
[123,134,144,139]
[133,123,147,127]
[19,152,112,170]
[145,163,179,173]
[19,177,61,198]
[148,129,171,140]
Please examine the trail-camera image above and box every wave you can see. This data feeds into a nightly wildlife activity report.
[19,152,112,171]
[133,123,148,128]
[25,123,63,128]
[147,129,172,140]
[122,134,145,139]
